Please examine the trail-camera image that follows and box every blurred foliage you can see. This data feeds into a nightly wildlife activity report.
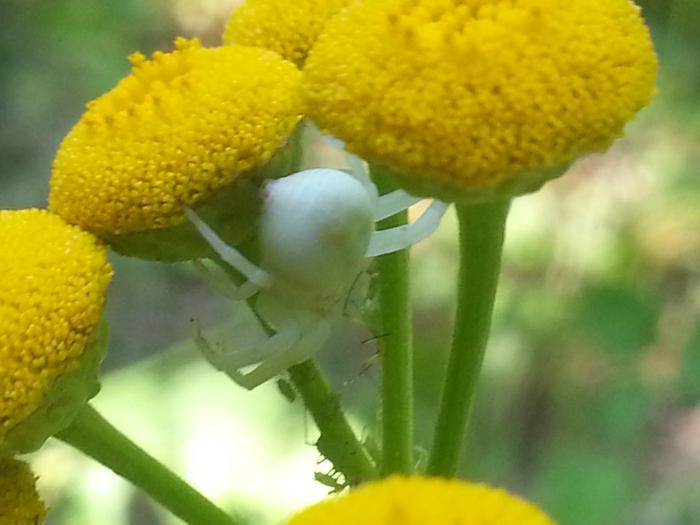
[1,0,699,524]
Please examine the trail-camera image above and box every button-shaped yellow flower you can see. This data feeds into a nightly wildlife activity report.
[303,0,658,202]
[0,457,47,525]
[0,209,112,455]
[223,0,351,67]
[49,38,303,259]
[285,476,555,525]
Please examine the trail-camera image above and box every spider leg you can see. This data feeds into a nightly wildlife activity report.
[227,319,332,390]
[341,152,379,202]
[366,200,449,257]
[373,190,423,221]
[347,153,368,181]
[194,319,301,371]
[185,208,272,289]
[191,260,261,300]
[341,148,420,220]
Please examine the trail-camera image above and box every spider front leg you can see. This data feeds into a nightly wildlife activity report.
[366,199,449,257]
[192,260,265,300]
[185,208,271,294]
[341,151,448,255]
[341,147,424,222]
[373,189,423,221]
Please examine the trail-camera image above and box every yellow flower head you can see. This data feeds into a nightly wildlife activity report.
[223,0,351,67]
[0,209,112,451]
[0,457,47,525]
[285,476,555,525]
[49,38,303,237]
[303,0,658,202]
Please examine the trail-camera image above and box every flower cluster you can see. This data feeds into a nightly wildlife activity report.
[0,210,112,456]
[3,14,311,520]
[1,0,658,521]
[50,37,302,237]
[0,210,110,524]
[302,0,658,201]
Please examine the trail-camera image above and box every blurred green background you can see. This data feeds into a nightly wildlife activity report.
[1,0,699,524]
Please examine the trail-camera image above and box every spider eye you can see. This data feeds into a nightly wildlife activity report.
[259,169,375,297]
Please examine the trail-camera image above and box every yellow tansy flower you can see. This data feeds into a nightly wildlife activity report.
[0,457,47,525]
[285,476,555,525]
[49,38,302,239]
[303,0,658,202]
[223,0,351,67]
[0,209,112,454]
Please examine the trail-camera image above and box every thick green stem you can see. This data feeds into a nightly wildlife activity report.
[371,166,414,476]
[288,360,378,483]
[57,404,237,525]
[427,200,510,477]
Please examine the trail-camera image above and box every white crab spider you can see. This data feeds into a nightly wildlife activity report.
[187,166,448,389]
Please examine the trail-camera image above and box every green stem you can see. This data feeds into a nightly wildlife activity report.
[56,404,237,525]
[427,200,510,477]
[288,360,378,483]
[217,255,377,483]
[371,166,414,476]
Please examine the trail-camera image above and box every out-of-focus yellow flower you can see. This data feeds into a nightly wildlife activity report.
[223,0,351,67]
[0,457,47,525]
[49,38,303,237]
[303,0,658,202]
[285,476,555,525]
[0,209,112,454]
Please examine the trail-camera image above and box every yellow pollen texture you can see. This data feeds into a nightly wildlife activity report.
[223,0,351,67]
[285,476,556,525]
[303,0,658,199]
[49,38,303,235]
[0,457,47,525]
[0,210,112,439]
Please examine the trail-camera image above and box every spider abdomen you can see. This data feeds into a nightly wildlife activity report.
[260,169,374,305]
